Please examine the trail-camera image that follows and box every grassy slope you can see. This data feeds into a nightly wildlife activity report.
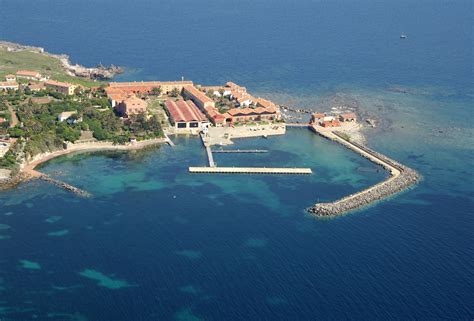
[0,48,105,87]
[147,97,170,128]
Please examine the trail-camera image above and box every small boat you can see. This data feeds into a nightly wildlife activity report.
[262,134,268,139]
[400,33,407,39]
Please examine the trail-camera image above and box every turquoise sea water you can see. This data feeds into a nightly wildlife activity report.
[0,0,473,320]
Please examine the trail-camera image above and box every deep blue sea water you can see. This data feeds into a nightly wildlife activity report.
[0,0,473,320]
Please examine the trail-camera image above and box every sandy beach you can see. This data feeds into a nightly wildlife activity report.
[21,137,168,179]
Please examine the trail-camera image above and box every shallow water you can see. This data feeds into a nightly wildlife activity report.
[0,130,472,320]
[0,0,473,319]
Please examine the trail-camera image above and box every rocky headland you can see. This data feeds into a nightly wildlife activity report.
[0,41,123,80]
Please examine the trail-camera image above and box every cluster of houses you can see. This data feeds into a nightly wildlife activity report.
[105,80,282,133]
[105,81,192,119]
[311,112,357,127]
[1,73,283,133]
[196,82,282,126]
[0,70,78,95]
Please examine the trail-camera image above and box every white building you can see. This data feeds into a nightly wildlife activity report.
[0,81,19,91]
[323,116,336,122]
[4,74,16,82]
[58,111,81,124]
[16,70,43,81]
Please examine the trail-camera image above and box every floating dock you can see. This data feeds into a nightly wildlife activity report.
[212,149,268,153]
[189,167,312,174]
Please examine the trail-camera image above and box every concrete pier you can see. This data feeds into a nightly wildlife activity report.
[308,125,420,217]
[206,146,216,167]
[286,123,310,128]
[212,149,268,153]
[189,167,312,174]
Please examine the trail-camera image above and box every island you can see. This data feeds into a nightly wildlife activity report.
[0,42,420,217]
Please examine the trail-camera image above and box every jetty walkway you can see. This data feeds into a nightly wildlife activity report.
[189,167,312,174]
[286,123,310,128]
[212,149,268,153]
[26,169,91,197]
[308,126,420,217]
[206,146,216,167]
[196,132,311,175]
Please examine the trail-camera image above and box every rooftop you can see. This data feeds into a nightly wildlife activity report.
[0,81,18,86]
[165,99,207,123]
[183,85,214,104]
[255,97,276,109]
[340,112,357,119]
[122,95,146,106]
[16,70,41,77]
[46,80,75,88]
[58,111,77,119]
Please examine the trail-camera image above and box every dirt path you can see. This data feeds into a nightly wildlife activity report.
[6,102,19,127]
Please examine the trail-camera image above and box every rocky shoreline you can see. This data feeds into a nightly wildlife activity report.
[0,41,123,80]
[308,128,421,217]
[0,170,28,191]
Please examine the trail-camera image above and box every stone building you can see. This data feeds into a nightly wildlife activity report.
[182,85,216,110]
[165,99,209,132]
[115,96,147,117]
[45,80,77,95]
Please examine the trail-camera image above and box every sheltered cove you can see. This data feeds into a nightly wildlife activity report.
[0,42,420,215]
[308,125,421,217]
[17,125,420,215]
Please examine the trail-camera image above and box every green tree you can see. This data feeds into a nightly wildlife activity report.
[151,87,162,96]
[169,88,180,97]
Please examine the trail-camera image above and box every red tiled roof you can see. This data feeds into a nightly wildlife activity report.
[45,80,75,88]
[0,81,18,87]
[123,95,146,107]
[321,120,341,127]
[204,106,226,121]
[16,70,41,77]
[255,97,276,109]
[107,92,128,102]
[183,86,214,104]
[340,113,357,119]
[165,99,207,123]
[225,81,239,88]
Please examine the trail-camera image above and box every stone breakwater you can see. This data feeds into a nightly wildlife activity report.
[39,175,91,198]
[308,127,420,217]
